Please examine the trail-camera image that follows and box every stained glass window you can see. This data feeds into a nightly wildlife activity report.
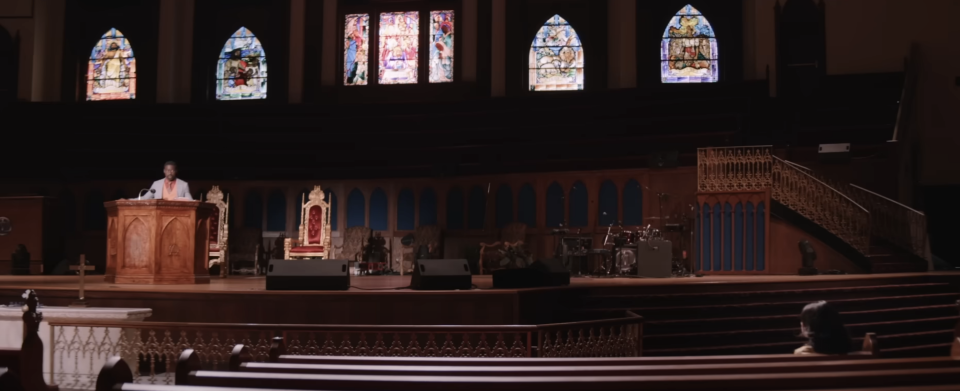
[429,10,454,83]
[661,4,718,83]
[344,13,369,86]
[529,15,583,91]
[86,28,136,100]
[216,27,267,100]
[379,11,419,84]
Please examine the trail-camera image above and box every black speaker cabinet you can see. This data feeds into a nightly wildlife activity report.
[411,259,472,290]
[266,259,350,290]
[530,258,570,286]
[492,268,541,288]
[636,240,672,278]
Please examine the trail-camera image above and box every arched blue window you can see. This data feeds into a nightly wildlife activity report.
[295,188,310,226]
[746,202,755,271]
[419,188,438,226]
[266,190,286,231]
[598,180,618,226]
[701,203,711,271]
[468,186,486,230]
[495,185,513,228]
[83,191,106,231]
[623,180,643,226]
[712,203,722,271]
[734,202,744,272]
[518,184,536,227]
[723,202,733,271]
[369,188,388,231]
[243,191,263,229]
[325,189,338,231]
[397,189,415,230]
[757,202,766,271]
[569,181,588,227]
[446,188,465,229]
[546,182,564,227]
[347,189,366,228]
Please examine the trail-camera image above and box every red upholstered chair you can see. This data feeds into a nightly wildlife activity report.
[205,186,230,277]
[284,186,332,260]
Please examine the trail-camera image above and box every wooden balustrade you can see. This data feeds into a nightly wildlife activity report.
[49,312,641,388]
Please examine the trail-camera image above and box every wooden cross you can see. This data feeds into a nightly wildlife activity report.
[69,254,95,308]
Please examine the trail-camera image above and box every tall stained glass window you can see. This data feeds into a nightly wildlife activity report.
[216,27,267,100]
[661,4,718,83]
[529,15,583,91]
[429,10,454,83]
[378,11,419,84]
[86,28,136,100]
[344,14,369,86]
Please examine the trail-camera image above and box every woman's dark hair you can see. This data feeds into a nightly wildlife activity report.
[800,301,852,354]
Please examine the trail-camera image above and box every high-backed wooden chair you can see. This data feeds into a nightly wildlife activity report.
[480,222,527,274]
[204,186,230,277]
[284,186,332,260]
[335,226,371,262]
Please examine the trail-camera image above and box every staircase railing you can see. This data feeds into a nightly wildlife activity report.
[770,156,872,255]
[843,184,930,267]
[797,171,930,267]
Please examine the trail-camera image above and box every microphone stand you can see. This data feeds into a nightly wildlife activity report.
[137,189,150,200]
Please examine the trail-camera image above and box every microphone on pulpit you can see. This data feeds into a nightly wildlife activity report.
[137,189,155,200]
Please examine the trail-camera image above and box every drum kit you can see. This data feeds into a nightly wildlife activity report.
[597,222,662,276]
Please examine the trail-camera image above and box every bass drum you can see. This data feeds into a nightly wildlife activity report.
[616,248,636,275]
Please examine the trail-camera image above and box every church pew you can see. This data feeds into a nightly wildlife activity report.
[250,333,877,367]
[231,356,960,378]
[0,368,25,391]
[0,349,21,376]
[176,367,960,391]
[103,354,960,391]
[2,290,57,391]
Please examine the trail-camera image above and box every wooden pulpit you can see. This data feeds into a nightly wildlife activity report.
[103,200,215,284]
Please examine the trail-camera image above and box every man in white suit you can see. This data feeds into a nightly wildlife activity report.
[141,161,193,200]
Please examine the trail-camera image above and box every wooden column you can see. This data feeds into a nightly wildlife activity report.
[30,0,64,102]
[288,0,306,103]
[490,0,505,96]
[156,0,195,103]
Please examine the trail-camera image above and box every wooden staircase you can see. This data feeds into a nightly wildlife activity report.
[698,146,930,273]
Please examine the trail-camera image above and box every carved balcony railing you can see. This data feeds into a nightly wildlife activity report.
[48,314,641,389]
[697,146,773,192]
[771,156,872,255]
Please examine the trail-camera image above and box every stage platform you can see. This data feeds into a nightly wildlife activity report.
[1,273,957,325]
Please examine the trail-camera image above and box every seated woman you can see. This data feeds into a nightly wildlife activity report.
[795,301,852,355]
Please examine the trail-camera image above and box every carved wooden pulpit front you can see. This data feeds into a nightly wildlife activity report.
[103,200,215,284]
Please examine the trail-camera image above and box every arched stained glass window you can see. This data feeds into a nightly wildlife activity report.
[344,14,370,86]
[216,27,267,100]
[529,15,583,91]
[662,4,718,83]
[87,28,136,100]
[378,11,420,84]
[429,10,454,83]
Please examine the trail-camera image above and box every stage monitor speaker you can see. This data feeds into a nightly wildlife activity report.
[266,259,350,290]
[530,258,570,286]
[649,151,678,168]
[492,268,542,288]
[411,259,472,290]
[636,240,672,278]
